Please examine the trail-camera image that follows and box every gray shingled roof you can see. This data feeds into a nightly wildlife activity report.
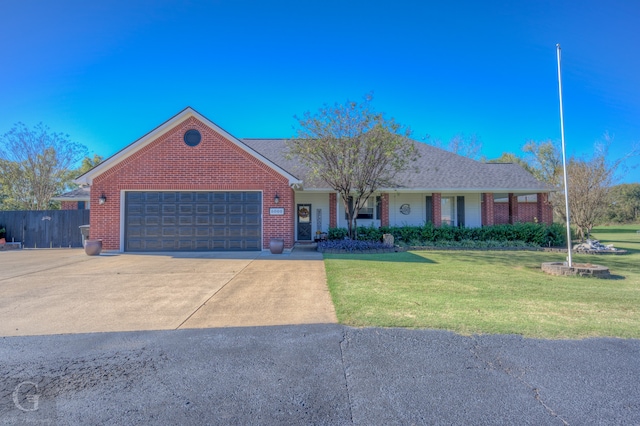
[52,186,90,201]
[242,139,552,192]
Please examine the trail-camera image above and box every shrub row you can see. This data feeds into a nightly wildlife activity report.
[327,222,566,247]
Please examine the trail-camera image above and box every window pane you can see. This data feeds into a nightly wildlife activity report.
[441,197,454,226]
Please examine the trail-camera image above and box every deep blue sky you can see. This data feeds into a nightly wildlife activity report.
[2,0,639,183]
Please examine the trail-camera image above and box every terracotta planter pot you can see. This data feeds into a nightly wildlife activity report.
[84,239,102,256]
[269,238,284,254]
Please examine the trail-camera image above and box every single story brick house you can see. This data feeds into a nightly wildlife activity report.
[73,107,553,252]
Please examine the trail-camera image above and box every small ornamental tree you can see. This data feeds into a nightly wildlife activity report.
[288,95,419,239]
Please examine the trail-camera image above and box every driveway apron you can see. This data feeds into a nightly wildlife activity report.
[0,248,336,337]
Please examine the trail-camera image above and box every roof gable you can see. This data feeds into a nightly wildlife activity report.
[75,107,302,186]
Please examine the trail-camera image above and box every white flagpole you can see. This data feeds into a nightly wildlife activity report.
[556,44,573,267]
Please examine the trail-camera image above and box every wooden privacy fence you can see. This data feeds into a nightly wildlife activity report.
[0,210,90,248]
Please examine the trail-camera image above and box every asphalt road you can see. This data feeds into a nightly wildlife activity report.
[2,325,639,425]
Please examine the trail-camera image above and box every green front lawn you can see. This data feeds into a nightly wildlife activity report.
[324,225,640,339]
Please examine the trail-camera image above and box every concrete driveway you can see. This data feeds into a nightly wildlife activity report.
[0,248,336,337]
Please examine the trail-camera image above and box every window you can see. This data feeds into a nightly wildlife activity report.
[345,196,381,220]
[77,201,86,210]
[441,196,454,226]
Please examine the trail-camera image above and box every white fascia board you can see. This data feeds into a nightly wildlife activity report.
[294,187,551,195]
[75,107,302,186]
[379,187,552,194]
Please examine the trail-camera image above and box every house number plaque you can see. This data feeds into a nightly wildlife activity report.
[269,208,285,215]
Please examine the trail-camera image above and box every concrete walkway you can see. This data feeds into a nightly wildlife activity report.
[0,247,336,337]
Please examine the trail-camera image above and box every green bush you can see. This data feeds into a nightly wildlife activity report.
[328,227,349,240]
[327,223,566,247]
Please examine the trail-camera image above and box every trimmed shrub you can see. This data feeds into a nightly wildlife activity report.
[327,223,566,247]
[328,227,349,240]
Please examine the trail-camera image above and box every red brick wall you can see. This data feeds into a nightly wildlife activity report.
[481,193,494,226]
[432,193,442,227]
[380,193,389,227]
[537,193,553,225]
[495,202,538,224]
[508,193,519,224]
[61,201,78,210]
[90,116,294,250]
[329,193,337,228]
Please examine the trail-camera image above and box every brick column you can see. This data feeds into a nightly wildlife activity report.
[329,193,337,228]
[432,193,442,227]
[482,193,495,226]
[508,193,519,224]
[537,192,553,225]
[380,193,389,227]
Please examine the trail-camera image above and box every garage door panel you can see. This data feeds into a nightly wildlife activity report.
[125,191,262,252]
[162,228,176,237]
[246,204,260,215]
[179,193,194,202]
[212,193,227,202]
[146,193,160,203]
[245,215,260,226]
[229,204,243,215]
[127,227,142,237]
[244,227,261,237]
[245,192,261,203]
[196,204,210,214]
[195,239,210,250]
[145,227,161,237]
[162,205,176,215]
[195,227,209,237]
[145,216,160,226]
[195,216,210,225]
[229,193,243,203]
[229,215,243,226]
[162,192,177,202]
[212,215,227,226]
[162,216,176,226]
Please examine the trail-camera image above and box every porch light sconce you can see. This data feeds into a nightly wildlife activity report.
[98,194,107,205]
[274,193,280,204]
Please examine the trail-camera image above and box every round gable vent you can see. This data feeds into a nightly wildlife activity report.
[184,129,202,147]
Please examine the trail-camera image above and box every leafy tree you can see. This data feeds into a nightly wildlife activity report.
[521,140,563,185]
[606,184,640,223]
[288,95,419,239]
[77,154,103,175]
[0,123,87,210]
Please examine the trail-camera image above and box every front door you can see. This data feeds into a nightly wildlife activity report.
[297,204,312,240]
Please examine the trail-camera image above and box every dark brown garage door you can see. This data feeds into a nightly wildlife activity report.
[125,191,262,251]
